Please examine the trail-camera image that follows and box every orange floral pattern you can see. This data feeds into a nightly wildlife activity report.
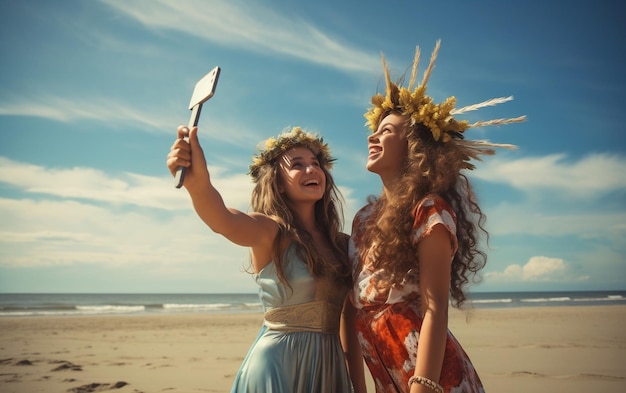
[350,195,485,393]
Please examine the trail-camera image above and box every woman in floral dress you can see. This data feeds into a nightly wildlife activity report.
[347,41,525,393]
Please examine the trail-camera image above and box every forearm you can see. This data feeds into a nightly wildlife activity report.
[411,306,448,392]
[340,299,367,393]
[343,334,366,393]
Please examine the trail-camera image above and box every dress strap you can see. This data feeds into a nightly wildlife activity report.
[264,300,342,333]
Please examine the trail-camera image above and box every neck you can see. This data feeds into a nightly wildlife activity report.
[289,202,318,233]
[379,172,402,200]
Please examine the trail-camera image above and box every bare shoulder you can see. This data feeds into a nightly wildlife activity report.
[417,223,454,259]
[246,211,279,244]
[247,212,280,273]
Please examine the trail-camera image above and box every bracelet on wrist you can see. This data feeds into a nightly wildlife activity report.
[408,375,444,393]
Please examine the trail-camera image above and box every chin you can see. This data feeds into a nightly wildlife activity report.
[366,161,379,174]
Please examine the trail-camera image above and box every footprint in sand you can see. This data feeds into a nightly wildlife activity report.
[66,381,129,392]
[50,360,83,372]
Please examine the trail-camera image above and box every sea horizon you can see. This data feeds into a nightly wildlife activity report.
[1,290,625,318]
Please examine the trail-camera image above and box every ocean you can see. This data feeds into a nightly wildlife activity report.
[0,290,624,318]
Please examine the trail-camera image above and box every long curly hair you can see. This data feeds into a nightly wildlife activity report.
[360,112,488,307]
[250,148,351,290]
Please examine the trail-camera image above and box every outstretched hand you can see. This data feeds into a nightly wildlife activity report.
[166,126,210,188]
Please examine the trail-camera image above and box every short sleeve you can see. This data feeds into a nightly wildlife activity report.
[411,195,458,254]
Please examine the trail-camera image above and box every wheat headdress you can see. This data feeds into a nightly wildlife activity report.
[249,127,335,181]
[365,40,525,169]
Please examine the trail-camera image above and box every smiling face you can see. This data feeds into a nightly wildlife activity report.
[366,112,409,181]
[277,146,326,204]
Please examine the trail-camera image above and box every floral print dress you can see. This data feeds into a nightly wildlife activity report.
[349,195,485,393]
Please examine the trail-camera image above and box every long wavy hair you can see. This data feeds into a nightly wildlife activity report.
[360,112,488,307]
[250,148,351,290]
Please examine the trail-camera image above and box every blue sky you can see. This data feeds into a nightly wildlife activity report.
[0,0,624,294]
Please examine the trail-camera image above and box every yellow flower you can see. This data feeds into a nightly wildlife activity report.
[363,40,523,158]
[249,127,334,181]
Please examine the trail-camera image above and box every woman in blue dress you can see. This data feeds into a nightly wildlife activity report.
[167,126,366,393]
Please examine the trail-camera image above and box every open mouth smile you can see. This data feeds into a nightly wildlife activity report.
[303,179,320,186]
[368,145,382,158]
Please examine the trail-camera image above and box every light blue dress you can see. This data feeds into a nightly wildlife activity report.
[230,245,353,393]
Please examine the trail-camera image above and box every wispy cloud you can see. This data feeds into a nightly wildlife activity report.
[0,159,253,270]
[100,0,380,74]
[0,154,361,225]
[0,157,361,272]
[0,157,253,211]
[0,95,264,149]
[0,153,362,273]
[0,95,168,130]
[484,202,626,240]
[0,195,247,270]
[474,152,626,196]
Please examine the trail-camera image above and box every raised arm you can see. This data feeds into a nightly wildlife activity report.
[166,126,277,250]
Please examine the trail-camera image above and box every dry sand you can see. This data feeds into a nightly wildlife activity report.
[1,305,625,393]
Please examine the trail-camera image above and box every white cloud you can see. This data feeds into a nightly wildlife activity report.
[0,96,167,130]
[0,95,270,148]
[484,202,626,240]
[100,0,380,74]
[522,257,566,280]
[0,193,253,294]
[474,153,626,196]
[0,156,360,278]
[0,149,257,291]
[472,152,626,248]
[0,156,360,223]
[0,157,252,211]
[485,256,589,283]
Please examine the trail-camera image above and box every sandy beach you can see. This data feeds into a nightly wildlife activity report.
[1,305,625,393]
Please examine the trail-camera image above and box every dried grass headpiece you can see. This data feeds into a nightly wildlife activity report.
[249,127,335,181]
[364,40,526,169]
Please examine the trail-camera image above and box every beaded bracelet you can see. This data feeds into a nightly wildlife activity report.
[408,376,444,393]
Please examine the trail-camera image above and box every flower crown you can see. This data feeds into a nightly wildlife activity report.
[249,127,335,181]
[364,40,525,167]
